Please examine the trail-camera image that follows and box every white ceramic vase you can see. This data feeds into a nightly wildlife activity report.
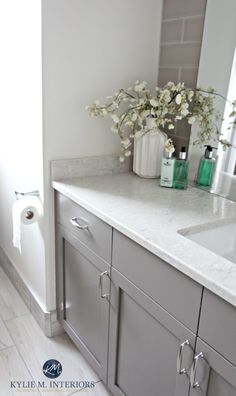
[133,127,166,178]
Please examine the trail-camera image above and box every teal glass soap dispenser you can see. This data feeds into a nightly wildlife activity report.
[197,145,216,187]
[173,147,189,190]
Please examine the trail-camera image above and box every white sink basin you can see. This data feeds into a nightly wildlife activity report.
[181,221,236,264]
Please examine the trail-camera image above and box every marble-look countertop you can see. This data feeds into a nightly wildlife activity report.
[53,173,236,307]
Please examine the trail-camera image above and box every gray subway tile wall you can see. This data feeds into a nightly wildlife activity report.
[163,0,207,19]
[160,42,202,67]
[158,0,207,150]
[161,19,183,43]
[184,16,205,42]
[180,67,198,88]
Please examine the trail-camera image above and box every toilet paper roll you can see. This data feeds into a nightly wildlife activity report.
[12,196,42,253]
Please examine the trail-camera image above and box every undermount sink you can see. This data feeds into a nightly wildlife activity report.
[180,221,236,264]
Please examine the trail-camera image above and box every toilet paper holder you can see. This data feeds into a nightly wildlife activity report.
[15,190,40,220]
[15,190,39,200]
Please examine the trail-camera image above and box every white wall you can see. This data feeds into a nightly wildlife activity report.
[0,1,46,308]
[0,0,163,314]
[42,0,163,160]
[42,0,163,311]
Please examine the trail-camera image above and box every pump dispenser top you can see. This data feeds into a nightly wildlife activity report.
[204,145,217,159]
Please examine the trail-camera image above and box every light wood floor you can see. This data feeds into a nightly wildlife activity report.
[0,266,110,396]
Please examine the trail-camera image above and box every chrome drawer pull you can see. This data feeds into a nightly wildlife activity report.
[70,217,89,230]
[177,340,190,374]
[190,352,204,388]
[99,271,110,299]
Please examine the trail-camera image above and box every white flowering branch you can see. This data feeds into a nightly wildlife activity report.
[86,81,236,160]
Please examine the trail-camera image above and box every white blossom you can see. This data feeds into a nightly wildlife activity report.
[161,89,171,103]
[188,91,194,101]
[111,114,120,123]
[165,138,175,154]
[134,81,147,92]
[150,98,159,107]
[188,116,196,125]
[134,131,143,140]
[111,124,118,133]
[175,94,182,105]
[141,110,150,119]
[181,103,189,116]
[121,138,131,149]
[125,120,134,127]
[181,108,189,116]
[131,113,138,122]
[101,108,108,116]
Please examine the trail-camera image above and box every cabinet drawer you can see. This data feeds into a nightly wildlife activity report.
[55,193,112,263]
[112,230,202,333]
[199,289,236,366]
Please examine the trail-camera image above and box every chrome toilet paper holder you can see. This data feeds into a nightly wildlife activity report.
[14,190,40,220]
[15,190,39,200]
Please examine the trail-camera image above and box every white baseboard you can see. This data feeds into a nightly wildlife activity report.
[0,246,64,337]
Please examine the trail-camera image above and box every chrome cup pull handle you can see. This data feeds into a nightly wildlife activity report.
[177,340,190,374]
[70,217,89,230]
[99,271,109,299]
[190,352,204,388]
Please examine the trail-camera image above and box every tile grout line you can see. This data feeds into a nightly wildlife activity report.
[159,65,198,70]
[162,14,205,23]
[4,311,31,324]
[161,40,201,46]
[181,18,185,43]
[0,320,15,350]
[0,345,16,353]
[160,63,200,69]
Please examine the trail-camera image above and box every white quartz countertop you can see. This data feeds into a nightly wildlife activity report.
[53,173,236,307]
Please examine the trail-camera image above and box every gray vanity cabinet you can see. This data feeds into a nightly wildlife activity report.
[108,267,195,396]
[56,225,110,381]
[56,192,236,396]
[189,338,236,396]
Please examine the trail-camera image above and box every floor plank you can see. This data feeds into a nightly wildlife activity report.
[0,318,14,350]
[0,346,40,396]
[0,267,28,321]
[6,314,110,396]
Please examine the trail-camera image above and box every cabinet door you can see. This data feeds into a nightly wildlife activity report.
[56,226,110,381]
[189,338,236,396]
[108,268,195,396]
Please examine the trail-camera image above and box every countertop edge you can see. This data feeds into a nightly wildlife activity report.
[52,180,236,308]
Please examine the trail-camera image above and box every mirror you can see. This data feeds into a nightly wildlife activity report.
[189,0,236,202]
